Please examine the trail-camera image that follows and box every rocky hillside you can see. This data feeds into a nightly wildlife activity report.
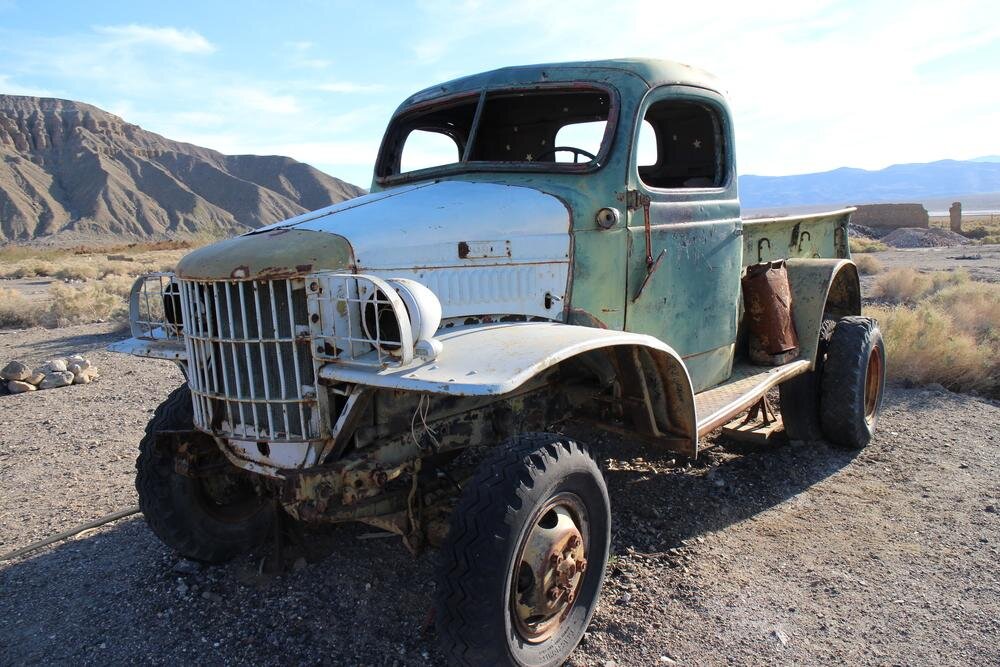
[0,95,365,242]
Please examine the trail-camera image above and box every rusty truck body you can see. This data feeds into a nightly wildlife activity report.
[111,58,886,666]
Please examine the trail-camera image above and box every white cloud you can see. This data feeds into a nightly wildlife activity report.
[94,24,216,54]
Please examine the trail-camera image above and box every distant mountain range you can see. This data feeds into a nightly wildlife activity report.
[0,95,365,242]
[740,159,1000,211]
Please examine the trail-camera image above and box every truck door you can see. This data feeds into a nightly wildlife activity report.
[623,86,743,393]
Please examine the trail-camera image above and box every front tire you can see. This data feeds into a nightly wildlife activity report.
[820,317,886,449]
[435,433,610,667]
[136,385,274,562]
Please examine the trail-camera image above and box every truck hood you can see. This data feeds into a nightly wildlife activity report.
[175,180,572,320]
[251,179,571,270]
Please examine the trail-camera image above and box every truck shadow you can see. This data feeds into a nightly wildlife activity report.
[0,432,860,664]
[582,428,863,555]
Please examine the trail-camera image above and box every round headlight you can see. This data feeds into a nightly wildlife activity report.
[361,278,441,355]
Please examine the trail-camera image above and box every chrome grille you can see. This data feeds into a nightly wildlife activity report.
[178,278,322,444]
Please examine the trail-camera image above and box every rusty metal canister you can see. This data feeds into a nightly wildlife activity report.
[742,260,799,365]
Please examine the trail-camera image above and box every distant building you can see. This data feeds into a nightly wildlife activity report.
[851,203,929,229]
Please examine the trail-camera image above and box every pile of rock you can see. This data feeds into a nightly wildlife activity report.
[1,356,100,394]
[880,227,972,248]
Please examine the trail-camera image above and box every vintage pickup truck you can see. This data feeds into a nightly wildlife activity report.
[111,58,885,666]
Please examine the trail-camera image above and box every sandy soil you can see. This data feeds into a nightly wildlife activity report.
[1,323,998,665]
[861,243,1000,286]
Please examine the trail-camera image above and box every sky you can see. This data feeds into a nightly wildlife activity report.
[1,0,998,188]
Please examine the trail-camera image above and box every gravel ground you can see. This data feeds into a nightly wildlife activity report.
[1,323,999,666]
[860,243,1000,285]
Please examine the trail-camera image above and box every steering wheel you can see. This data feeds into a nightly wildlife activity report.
[534,146,596,164]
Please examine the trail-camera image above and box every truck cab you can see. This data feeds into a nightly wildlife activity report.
[112,59,885,667]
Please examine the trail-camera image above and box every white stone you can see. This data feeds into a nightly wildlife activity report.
[67,354,87,366]
[40,359,68,373]
[26,371,45,385]
[39,371,74,389]
[7,380,36,393]
[1,360,31,381]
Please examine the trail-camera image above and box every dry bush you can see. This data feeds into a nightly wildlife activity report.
[850,237,888,253]
[933,283,1000,345]
[872,268,932,303]
[854,254,882,275]
[866,280,1000,396]
[0,287,42,328]
[53,264,99,281]
[872,268,968,304]
[0,260,57,279]
[47,282,129,326]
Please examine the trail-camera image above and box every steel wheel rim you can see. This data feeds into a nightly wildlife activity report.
[863,345,883,426]
[510,492,590,644]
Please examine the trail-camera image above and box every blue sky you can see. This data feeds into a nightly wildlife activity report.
[1,0,998,188]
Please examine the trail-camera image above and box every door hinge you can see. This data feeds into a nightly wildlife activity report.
[623,189,650,211]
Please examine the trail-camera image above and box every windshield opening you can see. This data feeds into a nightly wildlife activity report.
[376,86,613,180]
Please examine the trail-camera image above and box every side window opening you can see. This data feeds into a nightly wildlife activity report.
[400,129,461,173]
[637,100,725,189]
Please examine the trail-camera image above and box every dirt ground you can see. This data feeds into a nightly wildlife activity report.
[861,243,1000,285]
[1,322,998,666]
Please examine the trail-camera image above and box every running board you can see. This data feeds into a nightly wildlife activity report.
[695,360,811,436]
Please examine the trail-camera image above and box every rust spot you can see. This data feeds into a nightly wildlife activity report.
[296,263,313,273]
[568,308,608,329]
[230,265,249,279]
[458,241,471,259]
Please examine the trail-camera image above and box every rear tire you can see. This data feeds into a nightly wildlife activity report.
[136,385,274,563]
[779,317,836,441]
[435,433,610,667]
[819,317,886,449]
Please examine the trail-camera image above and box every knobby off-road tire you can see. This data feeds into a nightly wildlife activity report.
[779,316,837,441]
[435,433,611,667]
[136,385,274,562]
[819,316,886,449]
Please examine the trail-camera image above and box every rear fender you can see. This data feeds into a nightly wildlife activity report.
[784,258,861,368]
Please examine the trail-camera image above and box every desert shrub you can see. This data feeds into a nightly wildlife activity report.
[850,237,888,253]
[872,268,933,303]
[54,264,99,281]
[854,254,882,275]
[932,282,1000,345]
[0,260,57,279]
[872,268,969,304]
[866,279,1000,396]
[47,282,128,326]
[0,287,42,328]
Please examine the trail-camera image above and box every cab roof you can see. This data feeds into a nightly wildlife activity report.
[400,58,726,109]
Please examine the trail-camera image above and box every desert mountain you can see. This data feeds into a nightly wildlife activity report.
[740,159,1000,210]
[0,95,365,242]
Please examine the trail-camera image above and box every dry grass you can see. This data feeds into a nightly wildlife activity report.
[0,287,43,328]
[0,242,191,329]
[0,278,133,329]
[850,237,888,253]
[867,277,1000,396]
[871,267,968,304]
[0,246,186,281]
[854,254,882,275]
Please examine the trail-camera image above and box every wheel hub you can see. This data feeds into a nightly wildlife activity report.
[511,494,588,643]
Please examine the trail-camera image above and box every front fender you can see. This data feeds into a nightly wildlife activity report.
[317,321,698,452]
